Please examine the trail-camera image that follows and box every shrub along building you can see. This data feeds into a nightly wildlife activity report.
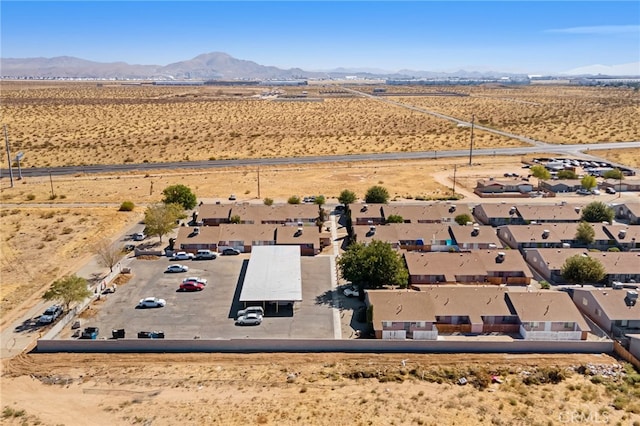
[365,287,589,340]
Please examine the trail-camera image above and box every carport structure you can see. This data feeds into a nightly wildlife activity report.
[240,245,302,312]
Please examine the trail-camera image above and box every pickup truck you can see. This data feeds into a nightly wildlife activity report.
[80,327,99,339]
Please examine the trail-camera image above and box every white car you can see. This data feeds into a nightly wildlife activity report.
[235,313,263,326]
[237,306,264,318]
[172,251,194,261]
[133,232,145,241]
[38,305,63,324]
[182,276,208,286]
[343,286,360,298]
[165,264,189,273]
[137,297,166,309]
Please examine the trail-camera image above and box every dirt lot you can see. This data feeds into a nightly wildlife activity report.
[2,352,639,425]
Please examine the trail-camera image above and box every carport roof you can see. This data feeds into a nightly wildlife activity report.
[240,245,302,302]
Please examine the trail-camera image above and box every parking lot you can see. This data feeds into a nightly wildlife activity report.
[62,253,337,340]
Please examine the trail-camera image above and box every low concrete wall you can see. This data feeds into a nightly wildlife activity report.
[36,338,613,354]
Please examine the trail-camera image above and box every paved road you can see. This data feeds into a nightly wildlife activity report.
[1,141,639,179]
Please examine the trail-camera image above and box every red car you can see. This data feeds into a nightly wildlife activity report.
[179,281,205,292]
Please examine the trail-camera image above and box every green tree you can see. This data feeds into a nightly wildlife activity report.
[144,203,181,243]
[575,221,595,246]
[581,175,597,191]
[557,170,578,179]
[338,189,357,206]
[602,169,624,180]
[43,275,92,311]
[287,195,301,204]
[561,255,606,285]
[386,214,404,224]
[337,240,408,291]
[454,213,473,226]
[365,185,390,204]
[581,201,614,223]
[162,184,197,210]
[263,197,274,206]
[314,195,326,207]
[530,165,551,190]
[230,214,241,224]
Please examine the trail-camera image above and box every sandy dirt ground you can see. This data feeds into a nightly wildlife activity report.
[2,352,638,426]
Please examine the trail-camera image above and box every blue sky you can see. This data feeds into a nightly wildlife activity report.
[1,1,639,75]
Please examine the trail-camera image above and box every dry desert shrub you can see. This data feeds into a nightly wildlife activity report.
[391,85,640,144]
[1,81,520,168]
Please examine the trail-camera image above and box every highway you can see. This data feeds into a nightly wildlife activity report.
[1,141,639,179]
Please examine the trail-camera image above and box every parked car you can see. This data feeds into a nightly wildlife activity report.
[132,232,145,241]
[171,251,195,261]
[237,306,264,318]
[576,188,591,195]
[123,244,136,252]
[80,327,99,339]
[235,313,263,326]
[343,286,360,298]
[194,249,217,260]
[38,304,63,324]
[137,297,166,308]
[229,194,237,201]
[182,276,207,286]
[221,248,241,256]
[137,330,165,339]
[179,281,205,292]
[605,187,617,194]
[165,264,189,273]
[591,189,601,195]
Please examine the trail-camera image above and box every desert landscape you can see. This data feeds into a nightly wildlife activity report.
[2,82,640,425]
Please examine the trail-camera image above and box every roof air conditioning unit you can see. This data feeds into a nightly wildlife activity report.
[370,225,376,233]
[574,207,581,213]
[193,227,200,235]
[626,290,638,306]
[619,229,627,239]
[496,252,505,263]
[562,243,571,248]
[488,243,497,249]
[471,226,480,236]
[297,221,303,227]
[509,207,517,215]
[542,230,550,239]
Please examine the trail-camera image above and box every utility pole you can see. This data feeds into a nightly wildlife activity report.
[4,125,14,187]
[48,169,55,199]
[468,114,475,166]
[452,164,457,197]
[257,166,261,199]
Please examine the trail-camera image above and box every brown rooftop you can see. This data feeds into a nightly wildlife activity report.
[507,292,590,330]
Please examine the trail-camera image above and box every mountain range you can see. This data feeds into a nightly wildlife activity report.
[1,52,638,80]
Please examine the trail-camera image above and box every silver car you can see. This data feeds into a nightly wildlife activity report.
[235,313,263,326]
[237,306,264,318]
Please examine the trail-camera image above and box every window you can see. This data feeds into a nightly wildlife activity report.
[383,321,392,328]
